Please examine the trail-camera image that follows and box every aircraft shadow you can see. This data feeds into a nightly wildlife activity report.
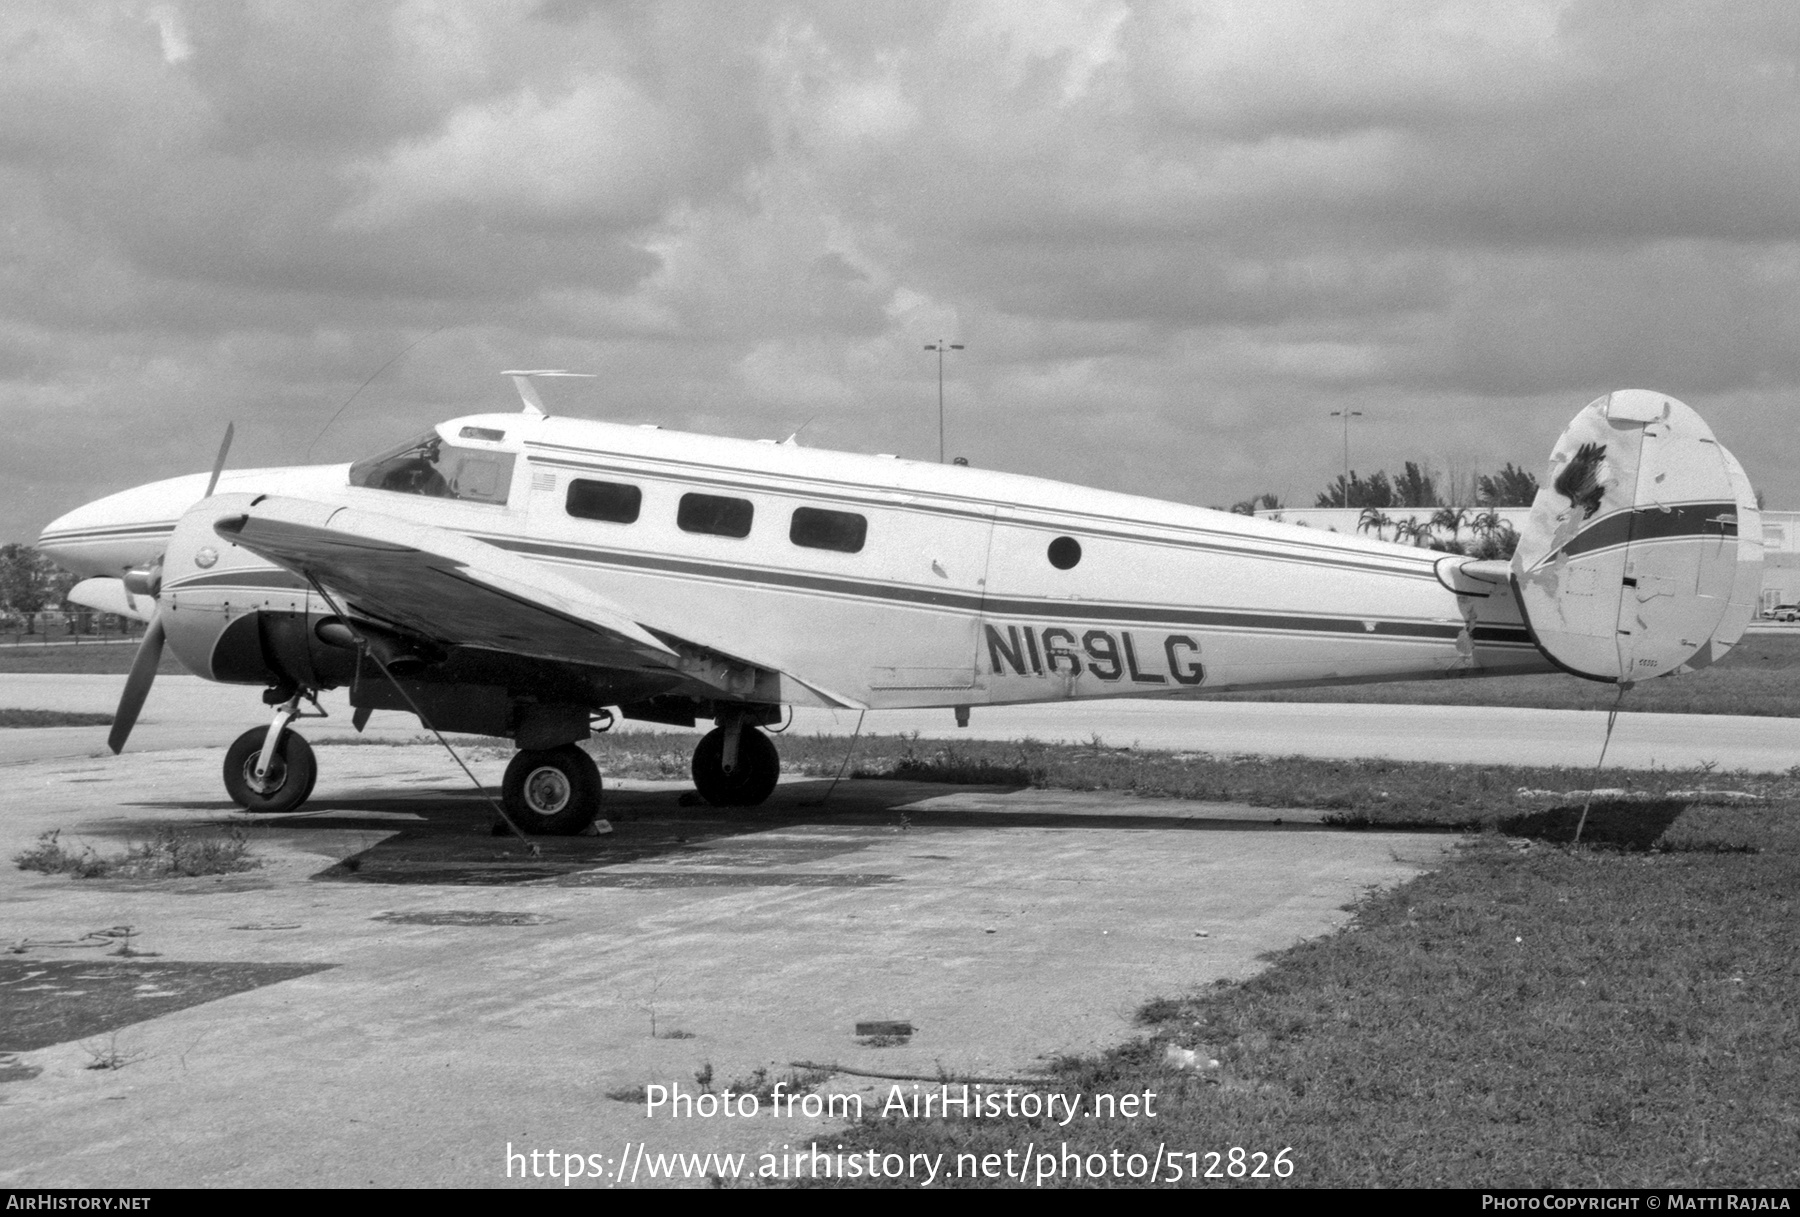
[117,777,1387,887]
[1497,799,1691,850]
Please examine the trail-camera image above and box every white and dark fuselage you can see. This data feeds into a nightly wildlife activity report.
[33,390,1760,832]
[40,410,1547,715]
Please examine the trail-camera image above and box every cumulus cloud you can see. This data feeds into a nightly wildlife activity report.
[4,0,1800,539]
[342,76,682,227]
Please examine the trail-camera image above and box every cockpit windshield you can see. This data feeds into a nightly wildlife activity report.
[347,431,516,505]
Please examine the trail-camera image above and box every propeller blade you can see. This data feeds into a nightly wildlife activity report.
[108,617,165,755]
[204,422,235,498]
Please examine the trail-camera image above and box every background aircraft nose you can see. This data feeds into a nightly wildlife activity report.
[35,473,207,578]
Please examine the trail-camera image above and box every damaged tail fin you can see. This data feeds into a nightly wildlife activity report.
[1511,389,1762,684]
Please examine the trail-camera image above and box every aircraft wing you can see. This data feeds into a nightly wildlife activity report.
[211,495,677,671]
[208,495,863,708]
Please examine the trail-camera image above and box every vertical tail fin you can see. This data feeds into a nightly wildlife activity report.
[1511,390,1761,683]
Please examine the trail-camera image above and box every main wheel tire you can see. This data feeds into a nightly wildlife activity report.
[691,725,780,808]
[223,727,318,814]
[503,744,602,836]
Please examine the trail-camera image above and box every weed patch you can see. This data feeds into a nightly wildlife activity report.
[13,828,260,879]
[727,1066,833,1104]
[861,740,1039,786]
[82,1035,140,1071]
[13,831,110,877]
[854,1034,910,1048]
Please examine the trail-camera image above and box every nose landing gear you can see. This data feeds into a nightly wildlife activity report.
[223,726,318,813]
[222,690,324,813]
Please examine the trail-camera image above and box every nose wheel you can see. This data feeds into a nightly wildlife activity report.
[691,725,780,807]
[502,744,602,835]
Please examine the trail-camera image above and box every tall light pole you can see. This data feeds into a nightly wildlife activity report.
[1330,409,1363,501]
[925,339,964,463]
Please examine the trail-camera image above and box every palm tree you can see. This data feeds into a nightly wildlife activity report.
[1430,506,1469,545]
[1391,518,1429,547]
[1469,509,1505,542]
[1465,510,1519,560]
[1357,507,1393,540]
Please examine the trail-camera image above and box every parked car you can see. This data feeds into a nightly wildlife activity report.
[1770,604,1800,622]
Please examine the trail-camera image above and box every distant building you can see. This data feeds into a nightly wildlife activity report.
[1759,512,1800,611]
[1258,506,1800,615]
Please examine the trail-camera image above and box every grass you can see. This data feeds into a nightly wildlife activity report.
[793,812,1800,1188]
[0,709,115,728]
[589,730,1796,837]
[602,727,1799,1185]
[0,643,186,675]
[1200,632,1800,718]
[13,827,261,879]
[866,828,1795,1187]
[753,747,1799,1188]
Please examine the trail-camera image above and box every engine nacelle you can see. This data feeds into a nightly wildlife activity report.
[158,495,354,689]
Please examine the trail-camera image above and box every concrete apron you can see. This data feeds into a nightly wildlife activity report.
[0,745,1450,1187]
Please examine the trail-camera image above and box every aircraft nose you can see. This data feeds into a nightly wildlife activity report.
[36,476,202,578]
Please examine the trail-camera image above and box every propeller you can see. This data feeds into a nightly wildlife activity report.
[205,422,234,497]
[107,422,234,754]
[108,617,164,755]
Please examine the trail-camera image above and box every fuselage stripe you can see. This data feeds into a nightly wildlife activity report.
[484,534,1533,646]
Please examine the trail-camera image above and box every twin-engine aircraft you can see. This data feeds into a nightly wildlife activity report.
[37,383,1760,835]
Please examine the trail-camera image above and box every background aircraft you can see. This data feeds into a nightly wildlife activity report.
[36,385,1760,836]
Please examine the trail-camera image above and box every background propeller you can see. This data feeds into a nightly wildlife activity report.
[107,422,233,754]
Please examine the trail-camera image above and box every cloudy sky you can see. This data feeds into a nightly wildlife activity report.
[5,0,1800,542]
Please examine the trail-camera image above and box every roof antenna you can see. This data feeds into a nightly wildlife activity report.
[306,324,450,460]
[502,369,595,418]
[780,415,818,446]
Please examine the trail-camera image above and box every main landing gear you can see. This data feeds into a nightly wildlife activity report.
[691,718,780,808]
[501,744,603,836]
[221,692,781,827]
[222,687,613,837]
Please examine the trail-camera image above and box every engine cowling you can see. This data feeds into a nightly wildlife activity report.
[159,494,354,689]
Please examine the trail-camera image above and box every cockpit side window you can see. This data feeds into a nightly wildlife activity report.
[348,432,517,505]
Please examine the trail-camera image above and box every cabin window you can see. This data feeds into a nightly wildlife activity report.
[1048,536,1082,569]
[790,507,867,554]
[566,479,642,524]
[348,432,516,505]
[678,492,753,538]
